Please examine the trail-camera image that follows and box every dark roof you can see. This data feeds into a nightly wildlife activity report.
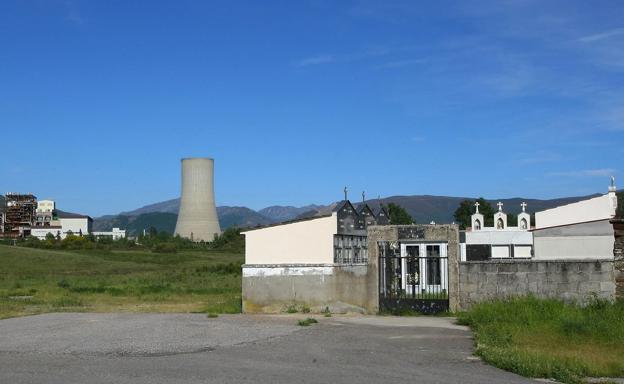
[241,213,333,232]
[333,200,357,213]
[357,203,375,216]
[56,210,93,220]
[376,205,389,216]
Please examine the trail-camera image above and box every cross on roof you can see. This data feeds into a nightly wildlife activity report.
[474,201,480,213]
[521,202,527,212]
[497,202,503,212]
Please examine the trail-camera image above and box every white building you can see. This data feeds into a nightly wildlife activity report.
[92,227,127,241]
[35,199,59,227]
[461,178,618,261]
[461,201,533,261]
[532,180,617,260]
[244,200,373,265]
[241,199,391,313]
[31,210,93,240]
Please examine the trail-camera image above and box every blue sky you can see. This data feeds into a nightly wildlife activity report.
[1,1,623,216]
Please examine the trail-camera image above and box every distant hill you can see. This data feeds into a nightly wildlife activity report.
[93,206,273,235]
[119,198,180,216]
[292,194,603,224]
[217,206,273,229]
[93,212,177,236]
[258,205,322,222]
[94,192,604,234]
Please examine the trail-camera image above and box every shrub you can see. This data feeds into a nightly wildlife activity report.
[152,242,177,253]
[297,318,318,326]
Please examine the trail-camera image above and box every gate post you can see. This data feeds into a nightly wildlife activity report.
[612,217,624,299]
[446,225,461,313]
[366,226,398,314]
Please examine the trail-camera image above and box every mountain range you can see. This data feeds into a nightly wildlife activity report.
[92,193,602,235]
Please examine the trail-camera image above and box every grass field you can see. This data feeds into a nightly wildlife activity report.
[458,296,624,384]
[0,245,243,319]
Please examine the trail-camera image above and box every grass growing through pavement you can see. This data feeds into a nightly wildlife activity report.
[458,296,624,384]
[0,245,243,319]
[297,318,318,326]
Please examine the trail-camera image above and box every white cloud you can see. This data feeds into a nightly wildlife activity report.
[547,169,616,178]
[296,55,335,67]
[578,27,624,43]
[517,151,561,164]
[377,58,427,69]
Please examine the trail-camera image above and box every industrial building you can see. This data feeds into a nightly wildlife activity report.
[2,193,37,238]
[174,157,221,242]
[92,228,127,240]
[1,194,97,240]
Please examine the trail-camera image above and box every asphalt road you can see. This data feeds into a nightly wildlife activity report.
[0,313,537,384]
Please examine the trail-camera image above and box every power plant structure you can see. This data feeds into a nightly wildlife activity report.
[174,158,221,242]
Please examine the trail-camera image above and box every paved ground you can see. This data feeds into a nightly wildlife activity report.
[0,313,538,384]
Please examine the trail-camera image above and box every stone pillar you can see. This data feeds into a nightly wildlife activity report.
[611,218,624,299]
[365,226,398,314]
[446,225,461,313]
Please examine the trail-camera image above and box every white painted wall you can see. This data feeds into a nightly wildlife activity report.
[535,192,617,229]
[491,245,510,258]
[92,227,126,240]
[514,245,532,258]
[36,200,55,213]
[59,218,91,235]
[31,227,62,240]
[533,236,614,260]
[243,215,337,265]
[465,229,533,245]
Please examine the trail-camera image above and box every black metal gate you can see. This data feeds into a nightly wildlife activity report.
[378,241,449,314]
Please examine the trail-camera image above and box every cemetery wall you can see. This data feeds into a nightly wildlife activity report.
[241,264,373,313]
[612,218,624,299]
[458,259,616,310]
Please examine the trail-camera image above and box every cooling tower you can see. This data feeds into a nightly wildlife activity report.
[174,158,221,242]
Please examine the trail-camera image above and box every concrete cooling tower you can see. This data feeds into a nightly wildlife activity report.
[174,158,221,242]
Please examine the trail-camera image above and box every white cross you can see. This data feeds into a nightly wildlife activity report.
[497,202,503,212]
[521,202,527,212]
[474,201,480,213]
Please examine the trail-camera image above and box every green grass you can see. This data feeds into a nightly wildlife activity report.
[458,296,624,384]
[297,318,318,326]
[0,245,243,319]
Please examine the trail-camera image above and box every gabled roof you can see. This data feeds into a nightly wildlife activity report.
[241,213,333,233]
[376,205,389,217]
[56,210,93,220]
[332,200,357,213]
[357,203,375,216]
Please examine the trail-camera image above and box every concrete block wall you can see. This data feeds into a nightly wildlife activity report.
[458,259,616,310]
[612,218,624,298]
[242,264,373,314]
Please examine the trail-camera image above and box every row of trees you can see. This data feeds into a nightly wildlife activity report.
[17,227,245,253]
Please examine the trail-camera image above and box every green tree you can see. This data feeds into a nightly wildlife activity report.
[617,191,624,218]
[453,198,495,229]
[387,203,414,225]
